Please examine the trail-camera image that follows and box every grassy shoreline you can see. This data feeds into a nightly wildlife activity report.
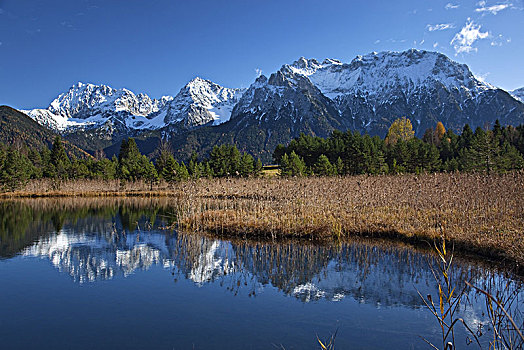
[2,173,523,271]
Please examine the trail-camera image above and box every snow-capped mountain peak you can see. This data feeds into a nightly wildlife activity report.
[164,77,246,127]
[23,77,245,133]
[284,49,492,100]
[511,87,524,102]
[20,49,523,153]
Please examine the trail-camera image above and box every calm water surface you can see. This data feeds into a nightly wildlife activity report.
[0,198,521,349]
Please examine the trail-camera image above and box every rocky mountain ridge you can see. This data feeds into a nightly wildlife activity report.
[19,49,524,159]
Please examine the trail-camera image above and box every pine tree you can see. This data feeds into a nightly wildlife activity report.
[156,145,173,179]
[497,142,524,171]
[161,155,178,182]
[176,161,190,181]
[313,154,335,176]
[0,148,32,191]
[188,153,201,179]
[254,158,263,177]
[239,152,255,177]
[50,136,70,179]
[117,138,149,180]
[210,145,228,177]
[335,157,344,175]
[461,128,499,173]
[281,151,306,176]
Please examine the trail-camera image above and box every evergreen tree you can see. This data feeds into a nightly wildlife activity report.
[188,153,201,179]
[156,145,173,179]
[210,145,229,177]
[497,142,524,171]
[254,158,263,177]
[50,136,70,179]
[161,155,178,183]
[280,151,306,176]
[313,154,335,176]
[0,148,32,191]
[459,124,474,150]
[461,128,499,173]
[176,161,190,181]
[69,156,90,179]
[117,138,157,181]
[239,152,255,177]
[335,157,344,175]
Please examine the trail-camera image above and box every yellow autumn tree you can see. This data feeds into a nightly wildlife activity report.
[436,121,446,140]
[385,117,415,145]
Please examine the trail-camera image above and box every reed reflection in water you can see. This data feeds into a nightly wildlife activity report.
[0,198,521,349]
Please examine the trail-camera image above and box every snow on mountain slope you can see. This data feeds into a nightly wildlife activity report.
[283,49,522,135]
[288,49,491,99]
[511,87,524,102]
[21,49,523,145]
[165,77,245,128]
[23,82,172,131]
[23,79,243,133]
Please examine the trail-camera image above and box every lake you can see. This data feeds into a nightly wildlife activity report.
[0,198,521,349]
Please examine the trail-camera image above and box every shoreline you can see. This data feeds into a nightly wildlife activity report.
[2,173,523,272]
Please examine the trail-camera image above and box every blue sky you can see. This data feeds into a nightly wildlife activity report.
[0,0,522,109]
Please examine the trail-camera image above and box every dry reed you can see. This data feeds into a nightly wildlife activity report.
[3,172,523,269]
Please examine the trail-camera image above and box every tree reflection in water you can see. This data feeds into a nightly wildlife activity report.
[1,198,519,313]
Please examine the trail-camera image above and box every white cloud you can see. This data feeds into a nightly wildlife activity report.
[450,19,490,54]
[475,3,511,14]
[427,23,455,31]
[420,39,425,45]
[490,34,512,46]
[374,39,381,44]
[255,68,262,77]
[445,3,460,9]
[387,38,406,43]
[433,42,439,48]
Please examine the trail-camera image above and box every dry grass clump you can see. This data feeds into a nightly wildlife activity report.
[168,173,524,268]
[0,179,178,198]
[2,172,523,268]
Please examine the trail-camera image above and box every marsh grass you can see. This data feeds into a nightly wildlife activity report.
[171,173,524,269]
[418,240,481,349]
[2,172,523,269]
[421,239,523,350]
[466,281,524,349]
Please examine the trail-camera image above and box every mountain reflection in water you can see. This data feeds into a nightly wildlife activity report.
[1,198,522,350]
[0,198,509,308]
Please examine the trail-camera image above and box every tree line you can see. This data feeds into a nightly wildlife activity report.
[0,137,263,191]
[1,118,523,191]
[273,118,524,176]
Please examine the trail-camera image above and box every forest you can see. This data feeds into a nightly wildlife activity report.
[1,117,523,191]
[274,118,524,176]
[0,136,263,191]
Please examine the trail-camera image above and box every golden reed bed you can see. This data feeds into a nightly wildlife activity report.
[2,173,523,268]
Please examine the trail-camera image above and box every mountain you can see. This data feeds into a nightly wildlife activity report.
[23,79,244,152]
[0,105,58,150]
[285,49,524,136]
[165,50,524,161]
[163,77,245,130]
[24,82,172,131]
[0,106,89,157]
[20,49,524,161]
[511,87,524,102]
